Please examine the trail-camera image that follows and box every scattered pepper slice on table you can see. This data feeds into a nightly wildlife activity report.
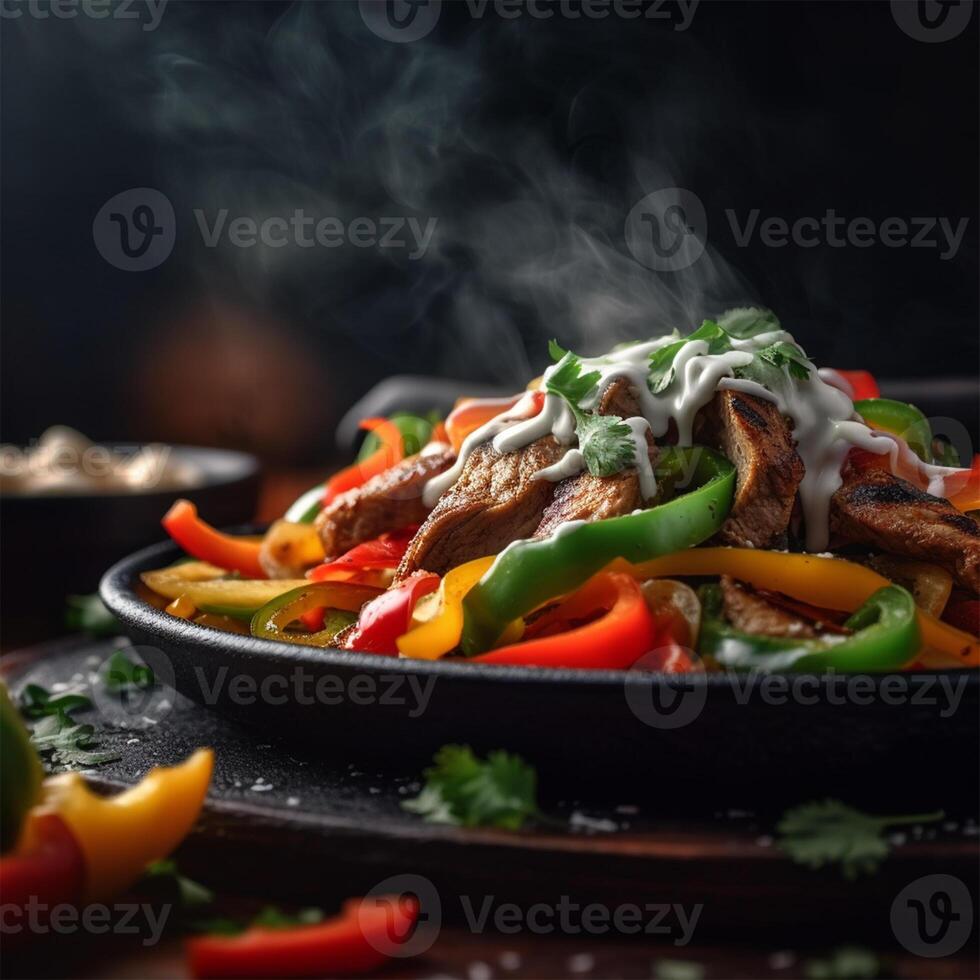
[28,748,213,900]
[1,684,44,852]
[186,894,419,979]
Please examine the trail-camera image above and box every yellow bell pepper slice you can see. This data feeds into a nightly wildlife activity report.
[33,748,213,900]
[627,548,978,667]
[397,557,496,659]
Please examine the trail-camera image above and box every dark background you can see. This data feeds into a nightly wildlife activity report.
[2,0,977,466]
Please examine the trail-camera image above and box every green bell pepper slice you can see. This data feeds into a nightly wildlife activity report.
[460,446,736,655]
[284,484,325,524]
[697,582,920,672]
[1,684,45,852]
[854,398,933,463]
[250,582,375,647]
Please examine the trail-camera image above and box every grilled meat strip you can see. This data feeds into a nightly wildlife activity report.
[534,379,654,537]
[316,445,455,559]
[699,390,804,549]
[720,575,817,639]
[830,465,980,594]
[396,436,564,578]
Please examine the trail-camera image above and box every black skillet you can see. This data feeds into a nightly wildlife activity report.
[100,376,979,809]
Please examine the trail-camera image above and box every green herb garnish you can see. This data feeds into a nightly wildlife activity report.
[546,344,635,478]
[777,800,944,879]
[144,858,215,910]
[716,306,781,339]
[402,744,538,830]
[66,593,120,637]
[649,309,810,397]
[189,906,325,937]
[546,341,601,403]
[804,946,882,980]
[18,683,119,769]
[653,960,706,980]
[103,649,154,693]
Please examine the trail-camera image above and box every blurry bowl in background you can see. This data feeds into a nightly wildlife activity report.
[0,445,259,648]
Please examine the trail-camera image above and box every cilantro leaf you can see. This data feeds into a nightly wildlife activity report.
[777,800,943,879]
[251,906,324,929]
[545,348,601,406]
[758,340,811,380]
[804,946,882,980]
[402,744,538,830]
[18,683,119,770]
[647,320,730,394]
[716,306,781,339]
[734,339,810,390]
[103,649,154,693]
[575,410,636,477]
[653,961,706,980]
[647,339,687,394]
[144,858,215,910]
[66,594,120,637]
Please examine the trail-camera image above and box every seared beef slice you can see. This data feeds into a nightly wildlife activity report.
[831,466,980,594]
[397,437,563,578]
[535,379,652,537]
[720,575,817,638]
[701,390,804,548]
[316,446,455,558]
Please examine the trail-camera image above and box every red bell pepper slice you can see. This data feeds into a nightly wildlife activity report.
[829,369,880,401]
[0,813,86,943]
[340,573,440,654]
[473,572,657,669]
[162,500,266,579]
[302,528,420,631]
[445,395,523,453]
[445,391,544,454]
[309,527,419,583]
[322,418,406,508]
[186,894,419,979]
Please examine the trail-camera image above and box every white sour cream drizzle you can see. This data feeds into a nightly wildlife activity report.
[421,331,962,550]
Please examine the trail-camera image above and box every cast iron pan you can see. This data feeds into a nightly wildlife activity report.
[101,539,978,810]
